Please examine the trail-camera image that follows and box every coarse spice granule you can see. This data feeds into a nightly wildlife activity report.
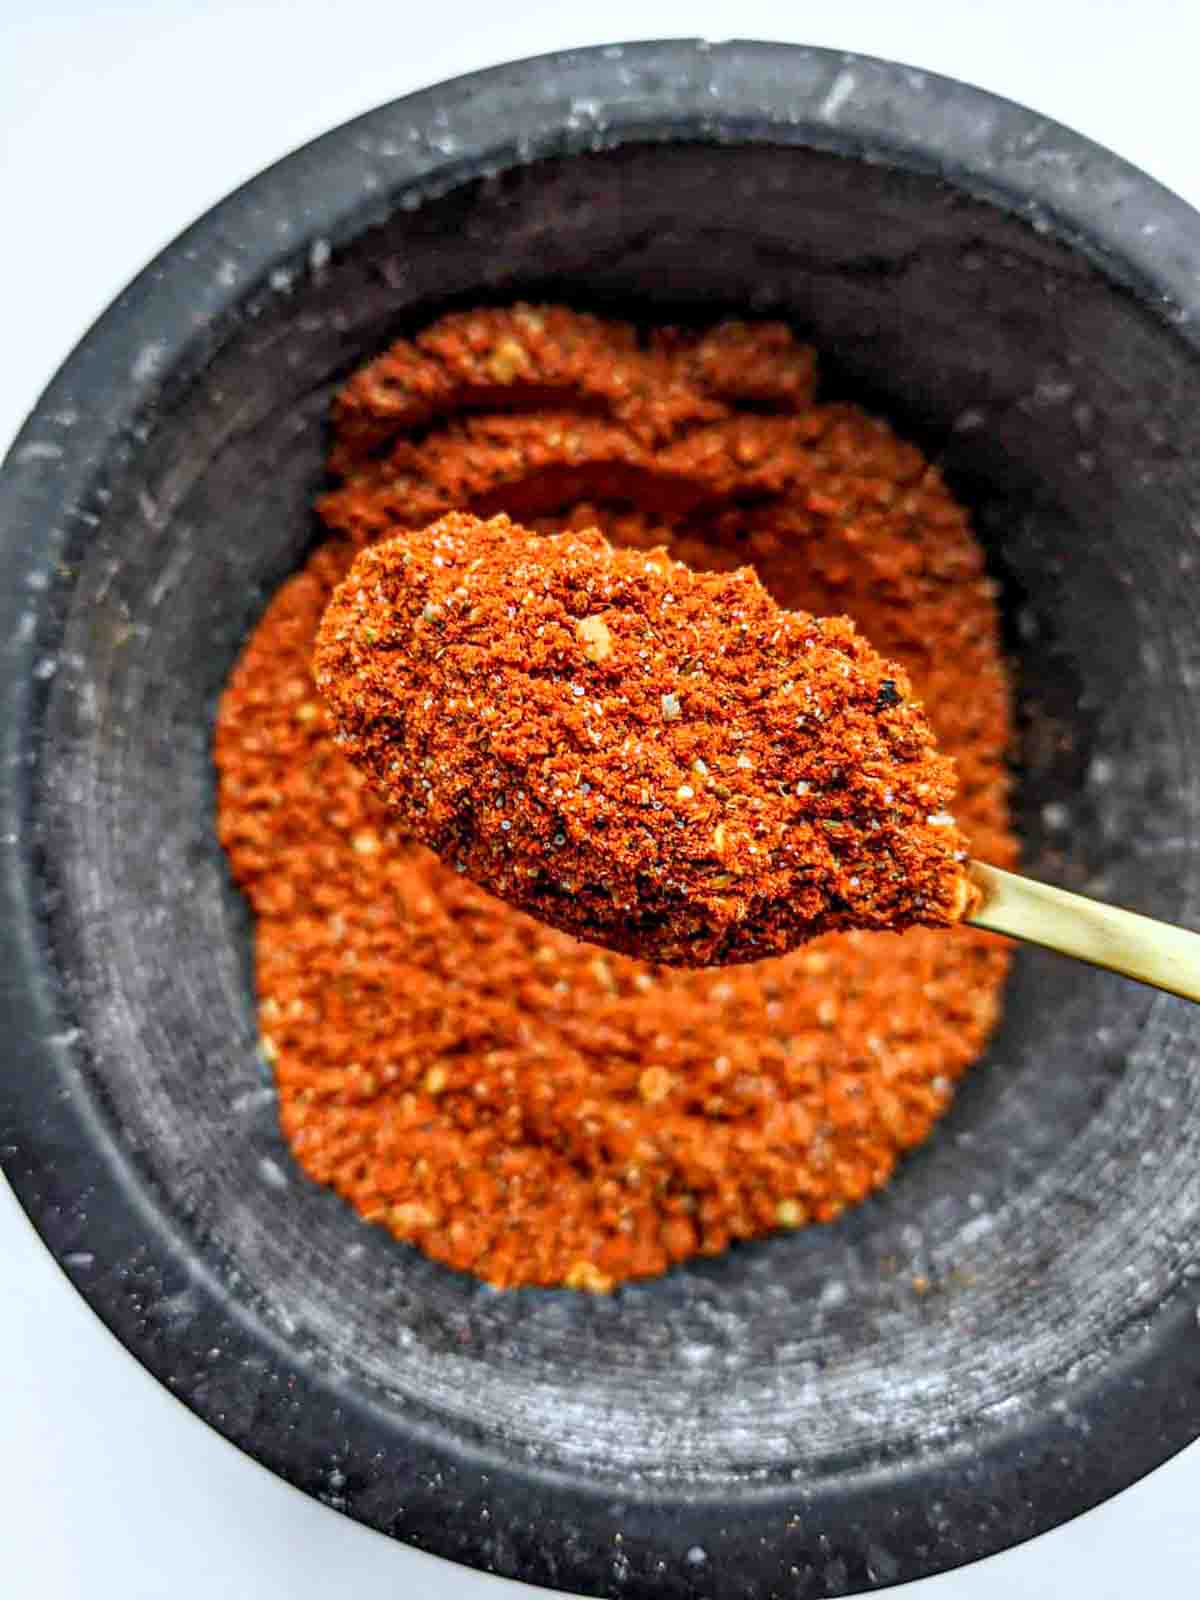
[215,305,1016,1292]
[315,512,972,965]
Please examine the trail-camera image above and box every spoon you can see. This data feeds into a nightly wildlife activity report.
[318,510,1200,1000]
[966,861,1200,1003]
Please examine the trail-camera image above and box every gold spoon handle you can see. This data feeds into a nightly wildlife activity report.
[966,860,1200,1003]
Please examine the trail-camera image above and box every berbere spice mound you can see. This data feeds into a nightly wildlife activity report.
[216,304,1015,1291]
[316,511,972,965]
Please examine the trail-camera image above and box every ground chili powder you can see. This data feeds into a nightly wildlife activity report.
[215,305,1015,1292]
[315,512,972,965]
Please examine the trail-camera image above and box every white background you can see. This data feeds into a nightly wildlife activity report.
[3,1,1199,1594]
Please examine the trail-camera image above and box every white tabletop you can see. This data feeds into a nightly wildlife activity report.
[3,2,1199,1595]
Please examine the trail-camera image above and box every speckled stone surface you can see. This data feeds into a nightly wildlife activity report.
[2,41,1200,1600]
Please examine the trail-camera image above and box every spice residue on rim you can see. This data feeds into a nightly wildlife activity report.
[215,305,1015,1292]
[315,511,972,965]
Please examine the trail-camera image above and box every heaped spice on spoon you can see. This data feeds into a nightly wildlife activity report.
[215,304,1016,1292]
[315,512,974,965]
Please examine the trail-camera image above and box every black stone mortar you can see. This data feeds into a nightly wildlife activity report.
[2,40,1200,1600]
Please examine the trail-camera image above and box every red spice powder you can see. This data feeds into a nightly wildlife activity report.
[215,305,1015,1291]
[315,512,971,965]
